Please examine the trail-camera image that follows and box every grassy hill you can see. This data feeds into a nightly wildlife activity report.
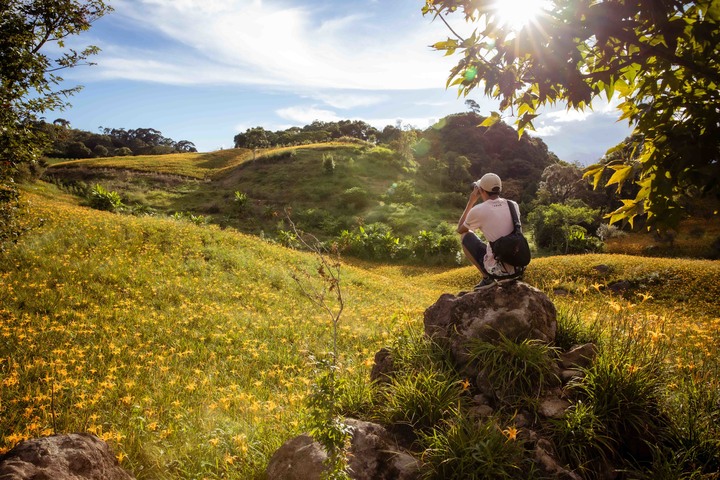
[2,183,718,478]
[44,142,468,243]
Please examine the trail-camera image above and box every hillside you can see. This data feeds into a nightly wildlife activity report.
[44,142,466,240]
[0,183,448,477]
[2,184,719,478]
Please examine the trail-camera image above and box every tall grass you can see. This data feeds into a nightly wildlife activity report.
[0,186,443,478]
[2,184,719,478]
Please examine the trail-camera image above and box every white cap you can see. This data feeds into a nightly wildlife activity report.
[478,173,502,193]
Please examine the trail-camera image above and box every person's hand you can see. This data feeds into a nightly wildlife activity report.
[469,184,482,203]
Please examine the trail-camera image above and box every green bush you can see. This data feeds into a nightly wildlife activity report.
[233,191,248,211]
[552,400,616,476]
[323,154,335,174]
[88,184,124,212]
[385,180,420,204]
[420,416,534,480]
[554,307,600,351]
[337,223,408,260]
[410,227,460,262]
[566,354,667,466]
[379,369,464,432]
[527,201,602,254]
[467,336,559,404]
[340,187,370,211]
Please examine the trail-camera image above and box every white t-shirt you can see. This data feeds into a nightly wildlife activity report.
[463,198,520,275]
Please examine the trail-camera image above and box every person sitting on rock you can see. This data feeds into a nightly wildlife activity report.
[456,173,522,290]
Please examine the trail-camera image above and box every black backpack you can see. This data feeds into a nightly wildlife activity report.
[490,200,531,269]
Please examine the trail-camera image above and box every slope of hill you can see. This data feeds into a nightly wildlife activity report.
[3,184,718,478]
[44,142,466,241]
[1,183,450,477]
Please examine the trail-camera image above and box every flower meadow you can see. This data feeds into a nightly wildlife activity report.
[2,184,719,478]
[0,185,442,478]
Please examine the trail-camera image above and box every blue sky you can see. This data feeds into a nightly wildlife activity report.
[52,0,633,164]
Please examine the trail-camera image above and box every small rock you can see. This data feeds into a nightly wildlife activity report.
[370,347,395,384]
[468,404,494,418]
[539,397,571,419]
[560,369,584,384]
[0,433,134,480]
[266,419,420,480]
[559,343,597,370]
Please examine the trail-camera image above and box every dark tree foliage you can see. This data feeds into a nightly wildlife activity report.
[1,0,112,246]
[233,120,386,149]
[418,113,555,202]
[43,122,197,158]
[424,0,720,230]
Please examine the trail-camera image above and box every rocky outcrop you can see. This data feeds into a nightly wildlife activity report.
[0,433,134,480]
[268,283,599,480]
[266,419,419,480]
[423,282,557,371]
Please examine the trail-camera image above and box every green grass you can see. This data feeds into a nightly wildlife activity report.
[2,183,719,478]
[44,143,462,242]
[49,148,256,179]
[0,184,445,478]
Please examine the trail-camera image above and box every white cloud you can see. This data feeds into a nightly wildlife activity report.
[311,92,389,109]
[528,125,561,137]
[545,109,593,123]
[276,106,341,124]
[86,0,455,90]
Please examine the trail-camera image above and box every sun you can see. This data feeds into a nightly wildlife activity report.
[492,0,548,31]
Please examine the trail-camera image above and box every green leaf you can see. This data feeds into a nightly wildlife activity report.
[606,165,634,192]
[583,164,606,190]
[479,112,501,128]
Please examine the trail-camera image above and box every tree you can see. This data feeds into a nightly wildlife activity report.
[233,127,270,150]
[423,0,720,230]
[1,0,111,244]
[537,163,586,204]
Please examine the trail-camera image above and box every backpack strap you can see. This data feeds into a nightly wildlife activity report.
[507,200,522,234]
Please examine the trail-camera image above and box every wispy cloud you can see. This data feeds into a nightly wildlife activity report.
[79,0,454,90]
[276,106,341,124]
[310,92,389,109]
[528,125,561,137]
[545,109,594,123]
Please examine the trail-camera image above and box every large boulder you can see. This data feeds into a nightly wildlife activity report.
[0,433,134,480]
[424,282,556,371]
[266,419,419,480]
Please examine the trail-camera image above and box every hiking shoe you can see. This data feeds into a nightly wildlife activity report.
[473,277,495,290]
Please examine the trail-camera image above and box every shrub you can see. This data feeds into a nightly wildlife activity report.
[115,147,133,156]
[467,336,559,404]
[67,141,92,158]
[567,354,667,465]
[337,223,407,260]
[340,187,370,211]
[596,223,626,241]
[527,201,602,254]
[385,180,420,204]
[410,227,460,262]
[552,400,616,476]
[323,154,335,174]
[88,184,124,212]
[554,307,600,351]
[170,211,208,225]
[378,369,463,432]
[420,416,534,479]
[234,191,248,210]
[92,144,109,158]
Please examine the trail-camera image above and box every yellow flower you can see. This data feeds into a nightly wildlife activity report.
[502,426,518,441]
